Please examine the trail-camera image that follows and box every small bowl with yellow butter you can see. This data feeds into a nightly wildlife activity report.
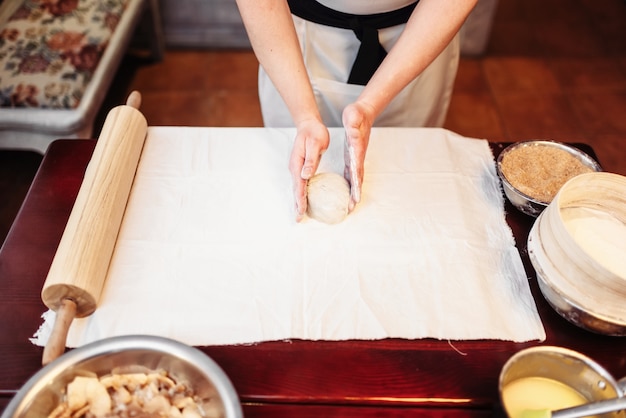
[498,346,625,418]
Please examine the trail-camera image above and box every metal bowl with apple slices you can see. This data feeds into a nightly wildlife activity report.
[2,335,243,418]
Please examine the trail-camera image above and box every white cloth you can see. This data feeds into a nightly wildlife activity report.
[31,127,546,348]
[259,14,460,128]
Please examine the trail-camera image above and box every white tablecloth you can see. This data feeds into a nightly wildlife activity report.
[33,127,546,347]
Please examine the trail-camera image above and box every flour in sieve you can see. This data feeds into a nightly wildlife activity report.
[562,206,626,279]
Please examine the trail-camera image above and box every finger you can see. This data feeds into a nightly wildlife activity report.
[301,141,325,180]
[344,135,362,210]
[293,174,308,222]
[347,142,361,204]
[288,142,305,221]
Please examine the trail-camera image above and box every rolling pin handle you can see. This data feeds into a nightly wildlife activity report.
[126,90,142,109]
[42,298,77,366]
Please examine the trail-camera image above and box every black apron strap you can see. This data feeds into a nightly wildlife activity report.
[287,0,419,85]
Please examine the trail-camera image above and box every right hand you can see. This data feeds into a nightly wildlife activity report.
[288,118,330,222]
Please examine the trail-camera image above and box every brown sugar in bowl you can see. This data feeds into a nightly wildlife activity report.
[496,140,602,217]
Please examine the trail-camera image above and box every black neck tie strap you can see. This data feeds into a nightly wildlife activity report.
[287,0,419,85]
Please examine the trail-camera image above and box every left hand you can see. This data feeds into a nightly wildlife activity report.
[342,101,375,211]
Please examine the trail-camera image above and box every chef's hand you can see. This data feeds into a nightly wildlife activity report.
[289,118,330,222]
[343,102,374,211]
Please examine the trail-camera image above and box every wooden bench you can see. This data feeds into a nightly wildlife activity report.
[0,0,163,154]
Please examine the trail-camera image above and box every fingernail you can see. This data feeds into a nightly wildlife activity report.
[301,166,312,179]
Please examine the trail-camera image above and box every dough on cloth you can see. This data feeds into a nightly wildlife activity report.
[306,172,351,224]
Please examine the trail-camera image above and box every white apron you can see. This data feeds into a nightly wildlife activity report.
[259,10,460,128]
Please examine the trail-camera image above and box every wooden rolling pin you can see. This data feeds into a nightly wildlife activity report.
[41,91,147,365]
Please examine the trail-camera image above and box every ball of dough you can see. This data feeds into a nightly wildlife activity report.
[306,172,351,224]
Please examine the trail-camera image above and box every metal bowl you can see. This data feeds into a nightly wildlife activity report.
[496,140,601,217]
[533,262,626,336]
[527,172,626,336]
[499,346,626,418]
[1,335,243,418]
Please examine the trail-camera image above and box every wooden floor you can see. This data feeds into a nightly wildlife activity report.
[1,0,626,245]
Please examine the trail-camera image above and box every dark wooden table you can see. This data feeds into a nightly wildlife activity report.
[1,139,624,417]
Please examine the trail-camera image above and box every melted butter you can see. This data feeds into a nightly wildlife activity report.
[502,377,588,418]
